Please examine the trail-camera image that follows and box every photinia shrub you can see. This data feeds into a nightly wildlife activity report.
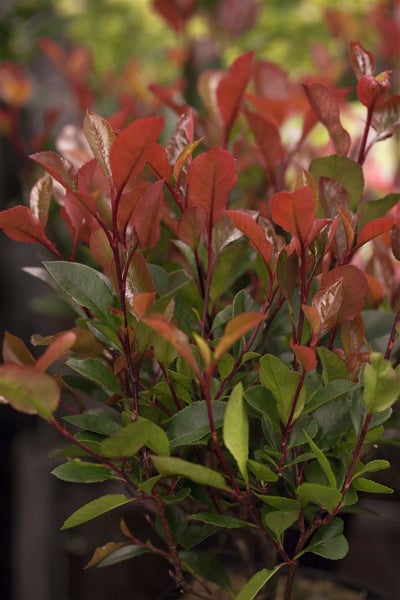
[0,39,399,600]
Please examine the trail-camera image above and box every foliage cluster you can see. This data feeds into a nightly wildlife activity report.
[0,2,399,600]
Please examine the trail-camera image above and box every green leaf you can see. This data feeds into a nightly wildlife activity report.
[303,431,337,488]
[260,354,306,424]
[61,494,132,529]
[352,477,393,494]
[0,364,60,420]
[256,495,300,512]
[44,261,115,324]
[235,564,284,600]
[363,353,400,413]
[137,475,161,494]
[101,418,152,457]
[298,482,341,512]
[148,265,192,300]
[300,518,349,560]
[310,155,364,211]
[145,420,170,456]
[63,411,121,436]
[180,550,231,590]
[166,400,227,450]
[51,460,118,483]
[191,513,255,529]
[353,459,390,478]
[97,544,150,568]
[305,378,355,413]
[223,383,249,481]
[67,357,122,396]
[151,456,229,491]
[264,510,298,540]
[316,347,349,383]
[247,459,278,483]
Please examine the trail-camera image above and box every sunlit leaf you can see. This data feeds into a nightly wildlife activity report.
[235,564,284,600]
[297,482,341,512]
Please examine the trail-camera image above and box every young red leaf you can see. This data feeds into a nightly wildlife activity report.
[172,139,203,183]
[340,315,365,357]
[0,206,61,257]
[147,143,172,181]
[152,0,196,33]
[30,151,78,191]
[371,94,400,141]
[307,278,344,335]
[177,205,207,248]
[357,72,391,110]
[29,175,52,226]
[109,116,164,195]
[63,191,100,245]
[143,314,198,373]
[225,209,272,265]
[187,148,237,229]
[83,110,115,179]
[0,363,60,420]
[2,332,35,366]
[270,186,315,244]
[125,251,155,308]
[216,51,253,137]
[35,331,77,373]
[356,216,395,248]
[321,265,368,323]
[303,82,351,156]
[166,109,194,165]
[129,180,165,250]
[243,109,284,181]
[348,41,375,80]
[132,292,156,320]
[391,224,400,261]
[214,312,264,362]
[291,343,317,372]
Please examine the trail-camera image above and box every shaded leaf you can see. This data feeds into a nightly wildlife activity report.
[166,400,227,450]
[191,513,254,529]
[243,109,284,180]
[259,354,306,424]
[321,265,368,323]
[35,331,76,372]
[101,418,152,457]
[300,517,348,560]
[52,460,118,483]
[371,94,400,141]
[143,314,198,373]
[235,564,284,600]
[67,357,122,396]
[2,331,35,366]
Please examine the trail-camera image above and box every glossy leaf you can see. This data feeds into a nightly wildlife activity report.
[44,261,115,324]
[29,174,52,226]
[166,400,227,450]
[128,180,164,250]
[83,110,115,179]
[109,116,164,194]
[0,206,60,256]
[363,352,400,413]
[348,41,375,79]
[214,312,264,362]
[260,354,306,424]
[85,542,149,569]
[303,82,350,155]
[151,456,229,491]
[0,363,60,420]
[61,494,132,529]
[357,72,391,110]
[67,357,122,396]
[187,147,238,229]
[225,209,272,264]
[223,383,248,481]
[371,94,400,141]
[52,460,117,483]
[321,265,368,323]
[30,151,77,190]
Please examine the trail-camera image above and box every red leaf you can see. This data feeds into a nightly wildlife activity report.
[143,314,198,373]
[270,186,315,244]
[291,343,317,372]
[2,332,35,366]
[152,0,196,33]
[321,265,368,323]
[243,109,284,180]
[340,315,365,356]
[357,73,391,109]
[214,312,264,362]
[356,216,395,248]
[225,209,272,265]
[0,206,61,256]
[29,175,52,226]
[166,109,195,164]
[303,83,351,156]
[348,41,375,80]
[35,331,77,373]
[147,143,171,180]
[30,151,78,190]
[177,206,207,247]
[371,94,400,141]
[109,116,164,195]
[130,180,165,250]
[187,148,237,229]
[63,191,100,244]
[217,51,253,135]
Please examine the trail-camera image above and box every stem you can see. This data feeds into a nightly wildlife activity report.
[357,105,374,165]
[384,306,400,361]
[283,562,298,600]
[200,235,215,339]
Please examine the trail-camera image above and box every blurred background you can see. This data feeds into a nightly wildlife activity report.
[0,1,399,599]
